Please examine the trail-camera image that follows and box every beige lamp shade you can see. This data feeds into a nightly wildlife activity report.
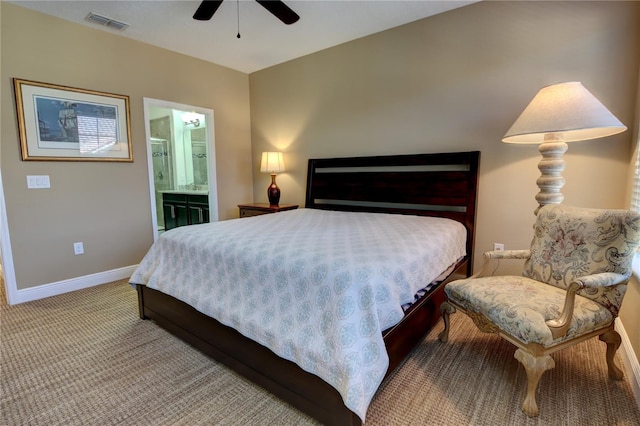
[502,81,627,144]
[502,82,627,215]
[260,151,286,173]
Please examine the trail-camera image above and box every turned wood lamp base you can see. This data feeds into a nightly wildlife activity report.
[534,136,568,215]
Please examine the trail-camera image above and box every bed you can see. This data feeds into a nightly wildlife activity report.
[132,150,480,425]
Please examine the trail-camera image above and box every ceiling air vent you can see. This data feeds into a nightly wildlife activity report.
[85,12,129,31]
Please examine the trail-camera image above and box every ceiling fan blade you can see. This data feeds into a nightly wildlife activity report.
[255,0,300,25]
[193,0,224,21]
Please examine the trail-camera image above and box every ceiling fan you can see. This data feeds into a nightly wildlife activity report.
[193,0,300,25]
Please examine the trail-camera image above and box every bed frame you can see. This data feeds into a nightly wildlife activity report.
[136,151,480,425]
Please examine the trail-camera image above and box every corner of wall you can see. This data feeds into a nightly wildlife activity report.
[616,318,640,408]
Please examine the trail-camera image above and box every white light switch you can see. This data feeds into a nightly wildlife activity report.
[26,175,51,189]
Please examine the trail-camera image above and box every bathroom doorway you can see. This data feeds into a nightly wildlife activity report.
[143,98,218,241]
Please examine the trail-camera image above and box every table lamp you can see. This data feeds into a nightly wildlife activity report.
[260,151,285,206]
[502,82,627,214]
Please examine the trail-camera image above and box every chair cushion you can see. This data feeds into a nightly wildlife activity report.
[445,276,614,348]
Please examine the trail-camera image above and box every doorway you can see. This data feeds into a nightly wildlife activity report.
[143,98,218,241]
[0,169,18,305]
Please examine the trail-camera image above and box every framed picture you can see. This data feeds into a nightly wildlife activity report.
[13,78,133,162]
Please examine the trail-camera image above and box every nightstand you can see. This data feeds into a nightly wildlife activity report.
[238,203,298,218]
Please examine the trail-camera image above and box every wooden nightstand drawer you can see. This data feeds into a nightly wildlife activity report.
[240,208,267,218]
[238,203,298,218]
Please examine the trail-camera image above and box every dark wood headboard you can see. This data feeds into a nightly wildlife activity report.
[305,151,480,266]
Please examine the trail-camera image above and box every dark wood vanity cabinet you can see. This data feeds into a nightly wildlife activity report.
[187,195,210,225]
[163,193,209,231]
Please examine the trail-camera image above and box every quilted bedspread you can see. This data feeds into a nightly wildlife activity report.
[130,208,466,421]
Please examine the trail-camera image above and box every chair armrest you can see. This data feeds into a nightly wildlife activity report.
[545,281,583,339]
[486,249,531,260]
[472,250,531,278]
[545,273,629,339]
[576,272,629,288]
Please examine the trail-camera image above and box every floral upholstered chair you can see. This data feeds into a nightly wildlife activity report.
[438,204,640,417]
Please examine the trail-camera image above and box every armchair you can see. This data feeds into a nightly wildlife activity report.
[438,204,640,417]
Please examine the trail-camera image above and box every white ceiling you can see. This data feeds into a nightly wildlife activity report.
[10,0,477,74]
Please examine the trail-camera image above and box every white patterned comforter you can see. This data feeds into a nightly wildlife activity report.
[130,208,466,421]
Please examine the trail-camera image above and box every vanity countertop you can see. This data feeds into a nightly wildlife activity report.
[159,189,208,196]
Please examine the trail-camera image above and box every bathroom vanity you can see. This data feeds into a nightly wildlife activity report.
[161,190,209,230]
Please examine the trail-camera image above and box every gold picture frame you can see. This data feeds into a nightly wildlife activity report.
[13,78,133,162]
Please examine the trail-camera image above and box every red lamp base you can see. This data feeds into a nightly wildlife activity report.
[267,174,281,206]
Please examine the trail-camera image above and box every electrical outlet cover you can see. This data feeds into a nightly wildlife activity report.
[73,242,84,255]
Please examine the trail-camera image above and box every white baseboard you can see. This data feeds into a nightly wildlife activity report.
[615,318,640,409]
[9,265,138,304]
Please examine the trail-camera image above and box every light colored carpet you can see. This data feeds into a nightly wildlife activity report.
[1,279,639,425]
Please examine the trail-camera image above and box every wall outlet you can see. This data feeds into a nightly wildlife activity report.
[73,242,84,255]
[493,243,504,251]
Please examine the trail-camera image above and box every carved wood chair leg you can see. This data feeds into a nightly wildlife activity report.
[438,302,456,343]
[598,329,624,380]
[514,349,555,417]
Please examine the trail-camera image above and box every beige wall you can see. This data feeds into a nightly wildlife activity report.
[249,2,640,352]
[1,3,253,289]
[621,278,640,352]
